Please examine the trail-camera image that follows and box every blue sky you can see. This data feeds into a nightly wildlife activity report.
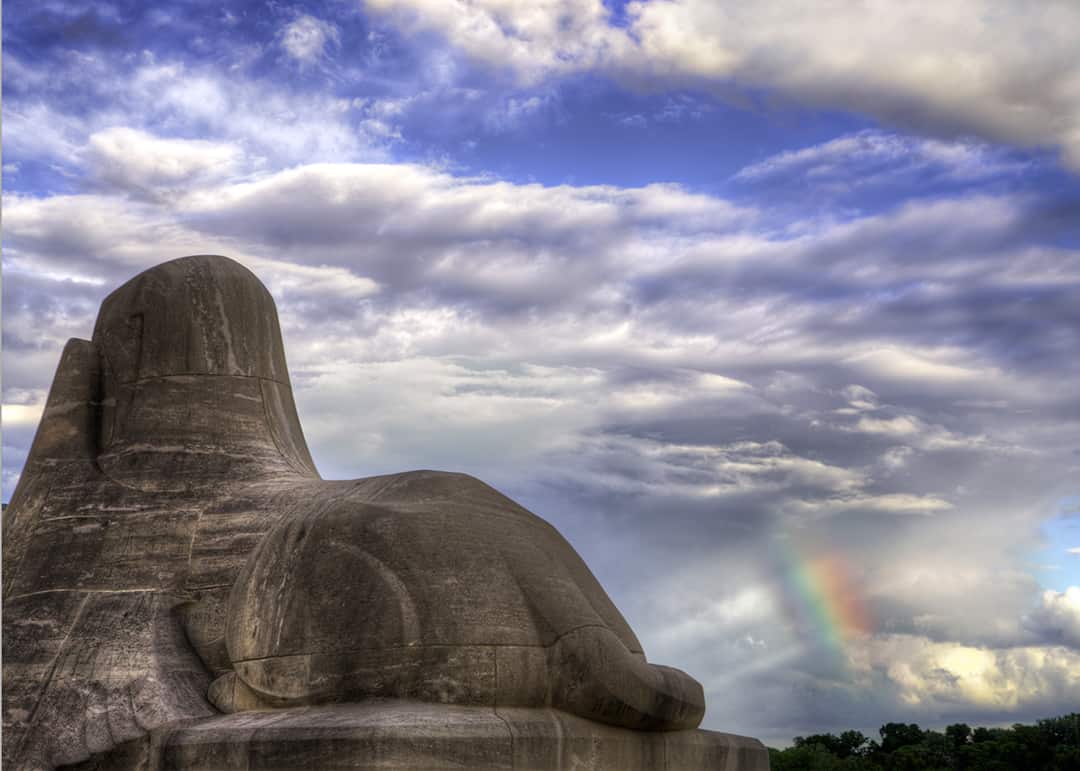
[5,0,1080,748]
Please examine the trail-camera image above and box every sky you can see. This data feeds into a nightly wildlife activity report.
[4,0,1080,749]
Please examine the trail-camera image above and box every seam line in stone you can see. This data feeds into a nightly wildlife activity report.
[40,510,199,522]
[232,639,566,664]
[118,373,292,388]
[8,588,169,602]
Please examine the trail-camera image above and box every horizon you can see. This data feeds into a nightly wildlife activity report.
[4,0,1080,749]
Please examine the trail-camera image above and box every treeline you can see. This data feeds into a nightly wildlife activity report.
[769,713,1080,770]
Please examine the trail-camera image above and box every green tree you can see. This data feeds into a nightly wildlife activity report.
[793,730,870,759]
[839,730,872,758]
[972,726,1004,743]
[878,722,925,754]
[1037,713,1080,749]
[771,742,853,770]
[944,723,973,770]
[768,712,1080,770]
[945,723,971,747]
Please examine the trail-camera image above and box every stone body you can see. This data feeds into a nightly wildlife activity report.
[3,255,769,770]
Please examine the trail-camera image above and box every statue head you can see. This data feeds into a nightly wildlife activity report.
[93,254,288,384]
[91,255,317,489]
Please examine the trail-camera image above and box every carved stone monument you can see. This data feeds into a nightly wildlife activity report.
[3,255,769,770]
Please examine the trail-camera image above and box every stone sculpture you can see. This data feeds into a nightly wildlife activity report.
[3,255,769,770]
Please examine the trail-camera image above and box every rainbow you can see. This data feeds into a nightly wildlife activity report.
[772,538,873,661]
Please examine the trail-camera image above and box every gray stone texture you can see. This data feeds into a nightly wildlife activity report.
[65,703,770,771]
[4,255,769,770]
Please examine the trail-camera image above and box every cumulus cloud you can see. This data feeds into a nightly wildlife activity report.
[1025,587,1080,648]
[364,0,1080,169]
[85,127,242,198]
[851,635,1080,713]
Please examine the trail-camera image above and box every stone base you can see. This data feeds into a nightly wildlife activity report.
[72,701,770,770]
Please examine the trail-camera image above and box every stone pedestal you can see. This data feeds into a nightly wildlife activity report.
[71,701,770,771]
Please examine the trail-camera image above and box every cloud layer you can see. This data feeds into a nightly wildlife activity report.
[366,0,1080,169]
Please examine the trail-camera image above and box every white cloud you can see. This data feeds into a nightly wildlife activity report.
[845,347,996,386]
[546,436,865,502]
[734,130,1026,186]
[252,259,380,303]
[840,384,879,411]
[853,415,924,438]
[365,0,629,83]
[483,93,552,133]
[787,492,953,518]
[127,64,375,165]
[863,545,1049,648]
[651,585,777,652]
[85,127,241,197]
[364,0,1080,169]
[3,103,85,167]
[1025,587,1080,648]
[280,14,340,65]
[850,634,1080,711]
[1,53,394,183]
[1,403,45,429]
[2,193,185,272]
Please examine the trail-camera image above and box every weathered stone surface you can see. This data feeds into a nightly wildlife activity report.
[4,255,769,769]
[64,702,771,771]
